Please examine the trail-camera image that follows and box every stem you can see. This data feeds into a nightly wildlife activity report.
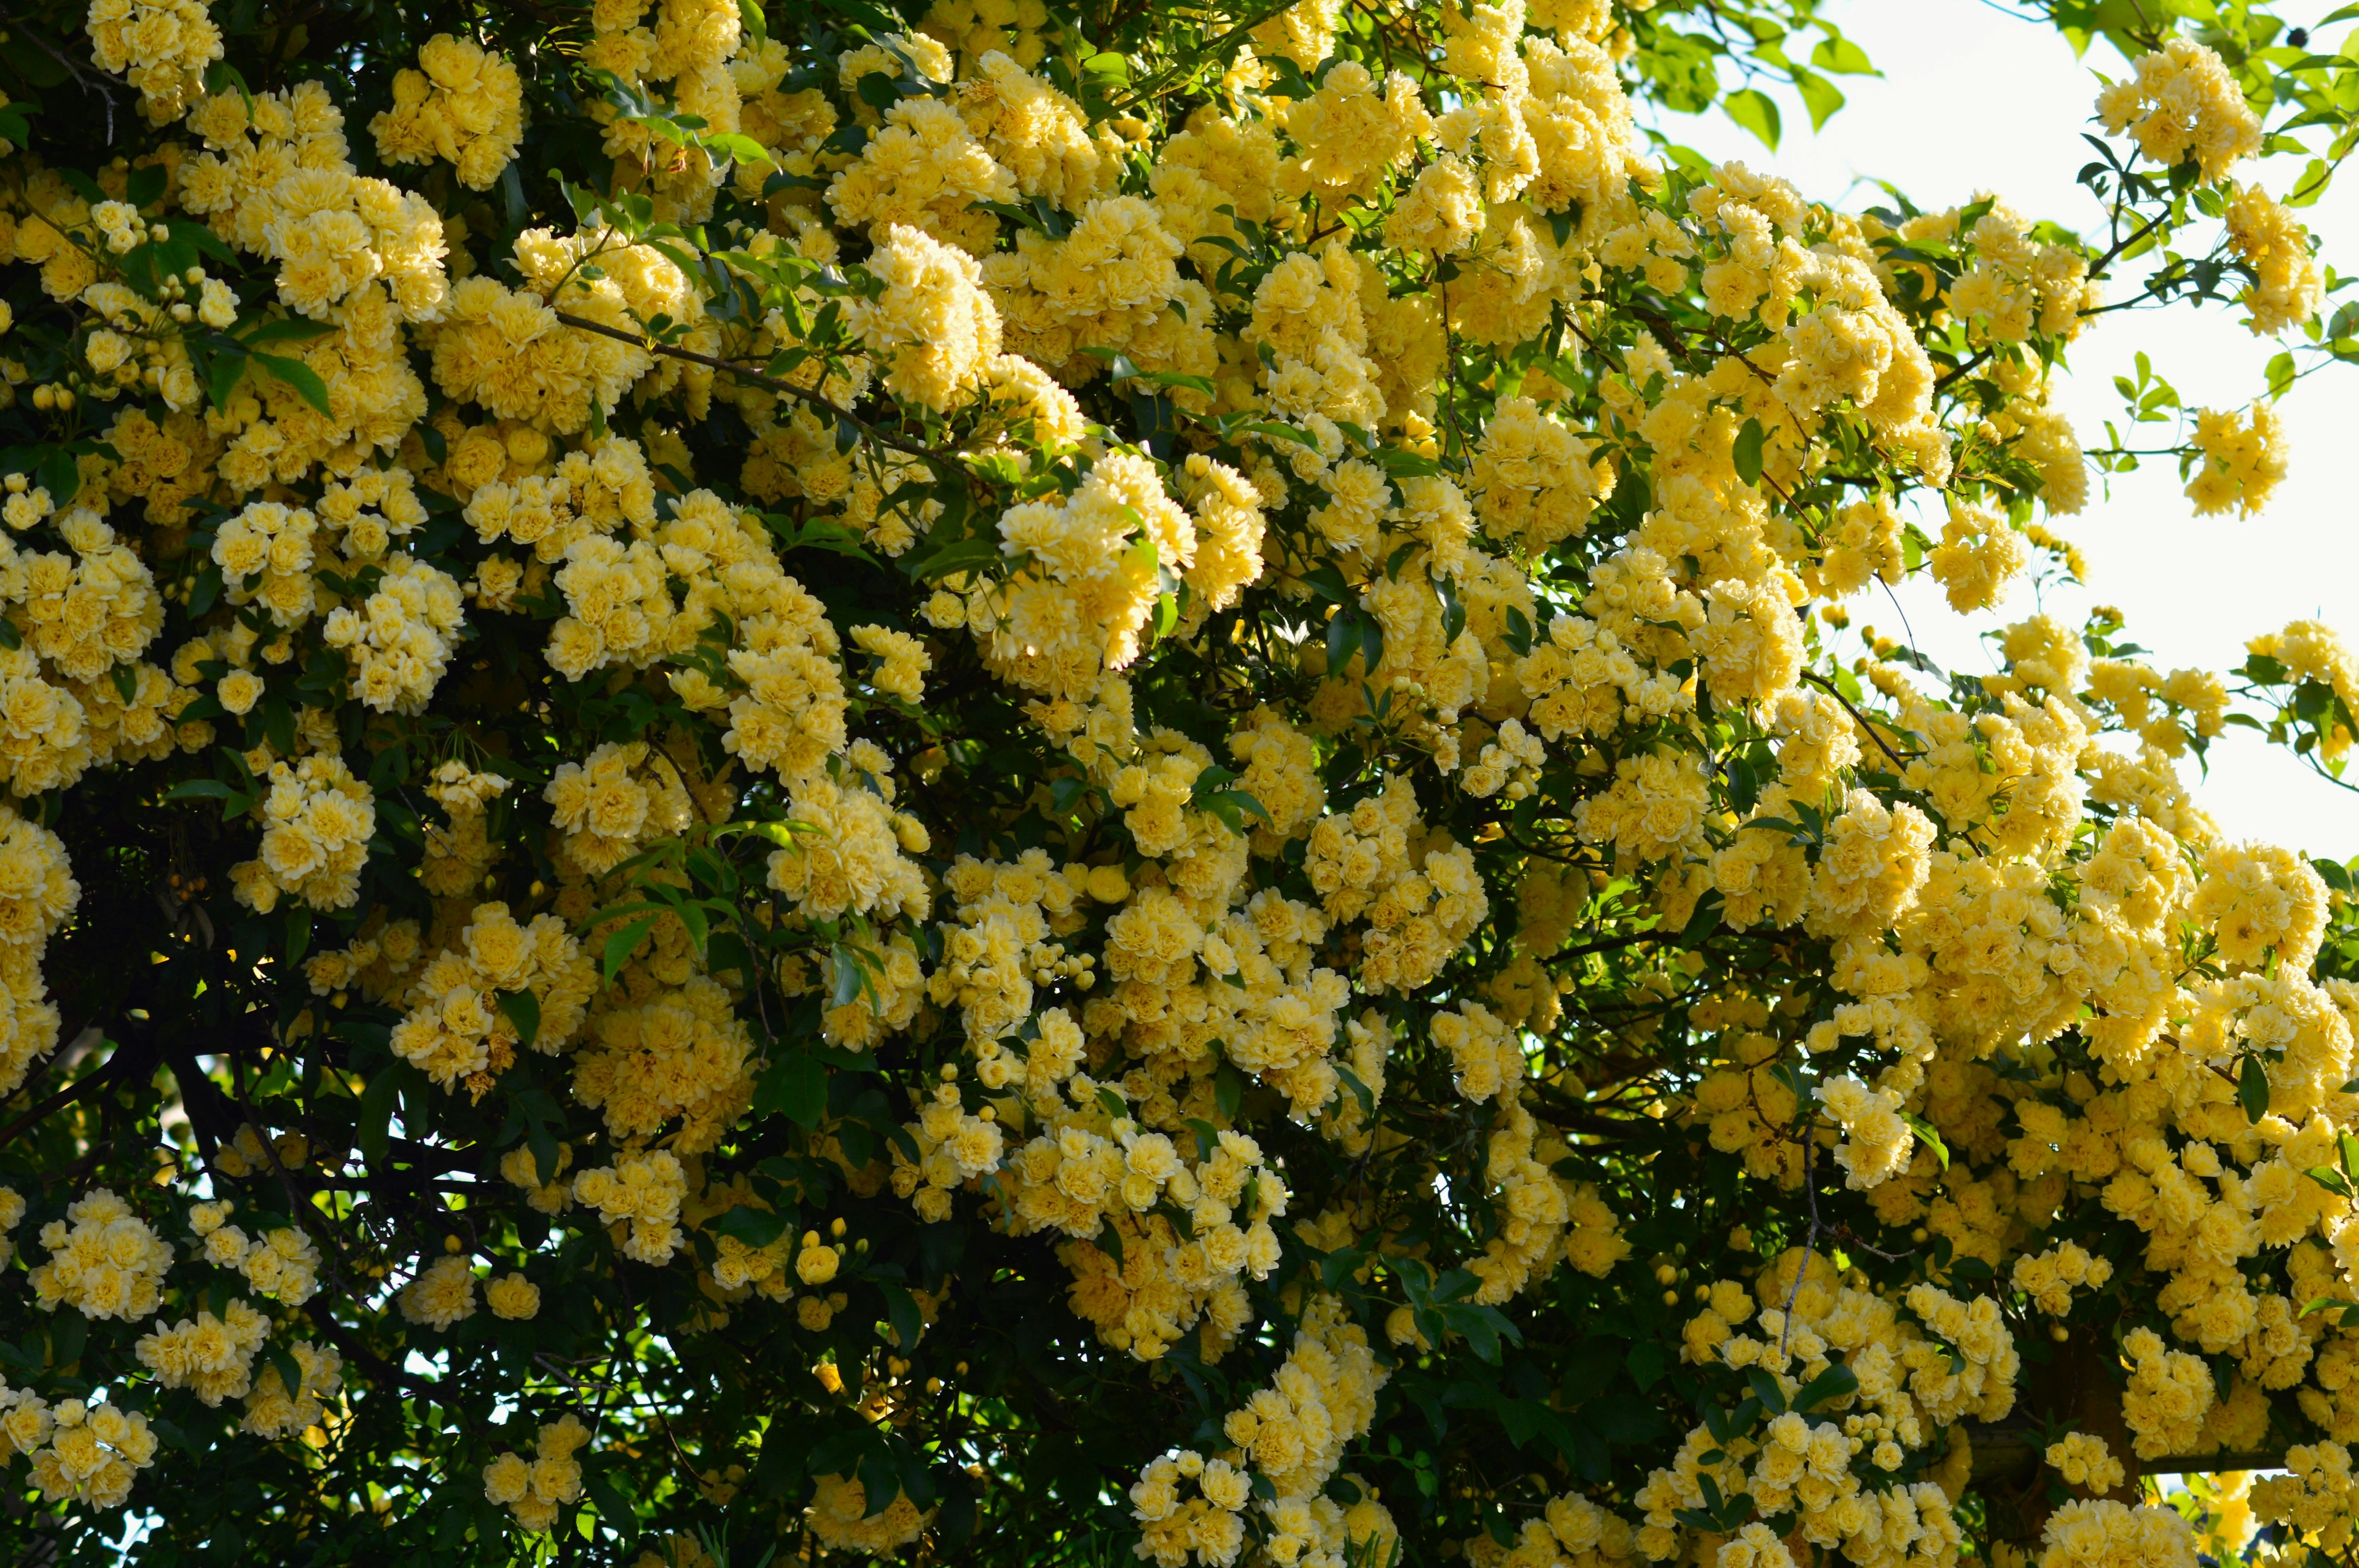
[1799,669,1919,771]
[549,310,963,469]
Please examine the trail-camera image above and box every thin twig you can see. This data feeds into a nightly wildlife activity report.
[0,1016,109,1147]
[0,9,117,145]
[549,310,962,468]
[1799,669,1919,771]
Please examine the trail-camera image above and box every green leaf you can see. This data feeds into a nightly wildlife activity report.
[526,1116,561,1189]
[756,1051,829,1129]
[47,1313,86,1372]
[829,943,877,1012]
[601,915,662,985]
[264,1341,307,1402]
[1809,36,1876,75]
[880,1282,922,1349]
[2287,157,2332,209]
[1676,890,1723,948]
[203,60,255,116]
[1790,68,1845,131]
[582,1459,635,1527]
[1744,1366,1787,1414]
[205,345,249,411]
[1732,419,1766,487]
[711,1204,791,1248]
[702,131,775,168]
[2240,1054,2271,1125]
[127,163,167,211]
[2267,351,2298,401]
[496,990,541,1050]
[2306,1165,2355,1200]
[36,449,79,507]
[357,1071,399,1168]
[1900,1112,1949,1172]
[1215,1059,1246,1122]
[251,352,334,418]
[1723,89,1782,150]
[1792,1360,1858,1411]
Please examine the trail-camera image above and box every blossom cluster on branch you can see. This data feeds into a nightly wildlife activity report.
[0,1,2354,1566]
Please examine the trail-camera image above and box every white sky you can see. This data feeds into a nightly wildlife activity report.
[1638,0,2359,857]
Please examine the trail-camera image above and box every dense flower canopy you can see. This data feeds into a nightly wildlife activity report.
[0,0,2357,1565]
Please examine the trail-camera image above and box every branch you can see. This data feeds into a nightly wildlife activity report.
[1800,669,1919,771]
[0,9,117,145]
[548,310,963,469]
[0,1019,125,1149]
[1557,929,1665,959]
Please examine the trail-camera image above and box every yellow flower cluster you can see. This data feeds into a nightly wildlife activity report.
[2121,1326,2220,1458]
[2251,1440,2359,1554]
[429,271,652,436]
[807,1472,932,1554]
[718,577,850,783]
[1465,1489,1635,1568]
[2185,404,2288,516]
[2225,182,2323,335]
[1818,1075,1911,1190]
[574,1147,689,1263]
[190,1199,323,1305]
[133,1298,270,1406]
[767,769,930,924]
[388,900,597,1093]
[949,452,1202,700]
[23,1395,158,1509]
[482,1414,591,1533]
[28,1188,171,1321]
[1649,1255,1984,1567]
[851,223,1004,412]
[571,975,756,1151]
[2011,1239,2113,1316]
[0,805,74,1101]
[240,1340,342,1439]
[399,1254,477,1330]
[371,35,528,190]
[2038,1499,2196,1568]
[5,0,2356,1547]
[2096,38,2261,183]
[232,754,376,913]
[544,741,694,875]
[2044,1431,2127,1494]
[827,95,1015,254]
[85,0,224,124]
[1131,1294,1387,1567]
[988,1091,1289,1359]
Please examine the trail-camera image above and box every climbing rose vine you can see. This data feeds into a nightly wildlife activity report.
[0,0,2357,1565]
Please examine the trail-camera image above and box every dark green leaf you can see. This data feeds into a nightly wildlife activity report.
[755,1051,829,1129]
[496,990,541,1050]
[1732,419,1766,487]
[251,352,334,418]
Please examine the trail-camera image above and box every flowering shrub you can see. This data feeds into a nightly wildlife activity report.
[0,0,2357,1564]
